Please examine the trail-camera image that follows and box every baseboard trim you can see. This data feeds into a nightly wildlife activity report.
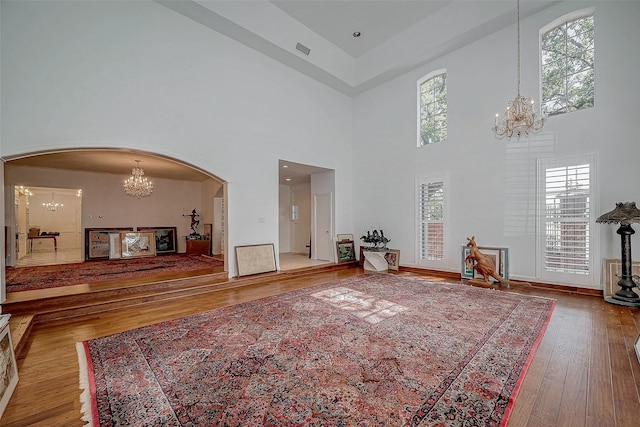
[398,266,603,297]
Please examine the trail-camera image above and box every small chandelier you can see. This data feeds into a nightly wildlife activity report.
[493,0,544,139]
[123,160,153,198]
[43,193,63,212]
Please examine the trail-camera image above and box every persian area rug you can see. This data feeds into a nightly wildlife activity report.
[6,254,224,293]
[77,274,554,427]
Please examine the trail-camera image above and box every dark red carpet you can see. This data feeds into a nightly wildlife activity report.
[6,254,224,293]
[78,274,554,426]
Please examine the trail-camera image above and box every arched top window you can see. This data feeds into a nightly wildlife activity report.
[417,70,447,146]
[540,9,595,116]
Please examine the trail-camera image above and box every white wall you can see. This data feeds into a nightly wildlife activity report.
[353,1,640,289]
[0,0,354,276]
[27,190,81,252]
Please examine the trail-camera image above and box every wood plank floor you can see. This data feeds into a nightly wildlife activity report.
[1,267,639,426]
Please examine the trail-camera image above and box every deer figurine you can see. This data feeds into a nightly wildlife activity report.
[465,236,513,287]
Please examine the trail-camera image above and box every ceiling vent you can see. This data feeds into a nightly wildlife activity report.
[295,42,310,56]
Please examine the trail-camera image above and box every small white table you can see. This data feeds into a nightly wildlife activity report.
[363,250,389,272]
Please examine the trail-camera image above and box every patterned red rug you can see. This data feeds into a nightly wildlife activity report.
[6,254,224,293]
[77,274,554,426]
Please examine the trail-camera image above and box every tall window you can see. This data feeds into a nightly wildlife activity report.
[417,175,446,262]
[538,155,594,285]
[417,71,447,146]
[541,12,594,116]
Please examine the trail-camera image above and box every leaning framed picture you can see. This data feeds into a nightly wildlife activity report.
[337,233,353,242]
[85,228,133,260]
[461,245,509,281]
[137,227,177,255]
[235,243,277,277]
[203,223,213,255]
[0,324,19,418]
[385,249,400,271]
[120,232,156,258]
[336,240,356,263]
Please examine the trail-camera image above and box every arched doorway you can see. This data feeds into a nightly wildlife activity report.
[2,148,228,296]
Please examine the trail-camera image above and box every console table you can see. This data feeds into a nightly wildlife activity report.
[28,234,59,252]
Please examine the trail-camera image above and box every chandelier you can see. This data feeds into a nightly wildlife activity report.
[493,0,544,139]
[123,160,153,198]
[43,193,63,212]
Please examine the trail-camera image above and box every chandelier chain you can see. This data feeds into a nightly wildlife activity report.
[492,0,544,139]
[517,0,521,96]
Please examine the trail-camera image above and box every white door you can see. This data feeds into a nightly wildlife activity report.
[313,193,333,261]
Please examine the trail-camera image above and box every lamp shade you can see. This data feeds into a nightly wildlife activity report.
[596,202,640,225]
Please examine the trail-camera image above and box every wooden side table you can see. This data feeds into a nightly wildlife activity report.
[186,239,210,255]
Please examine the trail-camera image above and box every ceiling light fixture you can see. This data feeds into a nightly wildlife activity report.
[43,192,63,212]
[353,31,361,38]
[493,0,544,139]
[123,160,153,198]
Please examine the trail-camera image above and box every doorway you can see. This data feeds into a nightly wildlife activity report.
[278,160,335,270]
[13,186,82,267]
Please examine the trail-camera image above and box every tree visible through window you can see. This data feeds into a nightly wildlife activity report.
[541,13,594,116]
[418,72,447,146]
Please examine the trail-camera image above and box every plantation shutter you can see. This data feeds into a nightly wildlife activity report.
[419,181,444,260]
[544,164,590,274]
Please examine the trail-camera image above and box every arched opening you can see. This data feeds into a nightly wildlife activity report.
[3,148,228,296]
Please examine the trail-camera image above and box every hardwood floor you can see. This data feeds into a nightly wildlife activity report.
[1,267,639,426]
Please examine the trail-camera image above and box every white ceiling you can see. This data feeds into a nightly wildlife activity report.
[6,150,214,183]
[167,0,559,95]
[270,0,452,58]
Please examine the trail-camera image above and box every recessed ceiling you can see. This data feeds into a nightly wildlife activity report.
[270,0,451,58]
[166,0,558,96]
[6,150,216,183]
[279,160,332,186]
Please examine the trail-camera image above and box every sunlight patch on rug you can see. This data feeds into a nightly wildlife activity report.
[312,286,408,324]
[77,274,555,426]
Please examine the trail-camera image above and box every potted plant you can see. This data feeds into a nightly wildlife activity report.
[360,229,390,251]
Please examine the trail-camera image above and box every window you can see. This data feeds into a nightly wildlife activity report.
[417,70,447,146]
[417,175,447,262]
[541,11,594,116]
[538,155,595,286]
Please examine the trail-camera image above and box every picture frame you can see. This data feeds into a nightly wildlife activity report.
[120,232,156,258]
[235,243,277,277]
[461,245,509,281]
[385,249,400,271]
[137,226,178,255]
[603,258,640,297]
[0,324,19,418]
[337,233,353,242]
[336,240,356,263]
[85,228,133,260]
[203,223,213,255]
[109,233,121,259]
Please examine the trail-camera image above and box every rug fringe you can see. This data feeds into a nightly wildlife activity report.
[76,342,94,427]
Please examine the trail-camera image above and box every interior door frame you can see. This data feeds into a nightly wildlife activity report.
[312,192,334,262]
